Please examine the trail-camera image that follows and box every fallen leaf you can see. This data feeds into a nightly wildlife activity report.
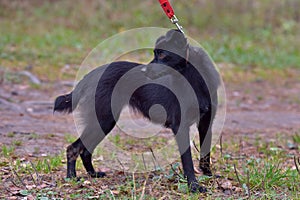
[26,185,36,190]
[7,197,18,200]
[9,186,21,192]
[87,196,99,199]
[111,190,120,195]
[37,183,49,189]
[27,195,35,200]
[83,180,91,186]
[221,181,232,190]
[233,186,243,192]
[98,167,111,173]
[194,166,201,174]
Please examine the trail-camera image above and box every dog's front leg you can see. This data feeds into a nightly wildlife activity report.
[173,125,206,193]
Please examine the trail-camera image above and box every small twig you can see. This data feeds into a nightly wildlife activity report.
[150,148,160,170]
[4,186,12,194]
[29,161,39,185]
[10,179,20,188]
[150,153,157,169]
[261,169,267,190]
[150,174,162,189]
[220,134,223,157]
[178,165,183,176]
[109,190,116,200]
[11,167,27,189]
[192,140,200,153]
[239,138,243,154]
[132,172,136,200]
[215,179,222,189]
[233,164,242,187]
[45,159,56,186]
[158,195,168,200]
[294,156,300,174]
[139,175,148,200]
[116,157,126,174]
[169,163,184,179]
[141,153,147,170]
[247,170,251,199]
[27,167,37,186]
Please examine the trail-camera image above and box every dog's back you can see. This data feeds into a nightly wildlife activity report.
[54,61,141,114]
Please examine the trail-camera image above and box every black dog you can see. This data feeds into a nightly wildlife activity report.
[54,30,220,193]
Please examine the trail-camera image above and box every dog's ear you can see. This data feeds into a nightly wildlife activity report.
[155,36,166,46]
[165,29,187,49]
[155,30,188,50]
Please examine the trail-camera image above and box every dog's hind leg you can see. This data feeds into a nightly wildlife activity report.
[79,118,116,178]
[66,138,85,178]
[66,115,116,179]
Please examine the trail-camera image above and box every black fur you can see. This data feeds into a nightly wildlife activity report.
[54,93,72,113]
[54,30,220,193]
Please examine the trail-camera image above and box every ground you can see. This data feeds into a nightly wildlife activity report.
[0,1,300,199]
[0,68,299,199]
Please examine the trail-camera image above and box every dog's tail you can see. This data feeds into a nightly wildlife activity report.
[54,92,73,113]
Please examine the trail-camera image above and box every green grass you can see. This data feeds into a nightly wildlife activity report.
[217,136,300,199]
[1,145,15,157]
[7,132,15,138]
[0,0,299,82]
[293,133,300,144]
[12,140,23,147]
[1,133,299,199]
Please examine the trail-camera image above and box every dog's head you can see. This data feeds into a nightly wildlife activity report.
[143,29,189,79]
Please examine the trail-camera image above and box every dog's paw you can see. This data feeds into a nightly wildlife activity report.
[89,171,106,178]
[189,181,207,193]
[199,166,213,177]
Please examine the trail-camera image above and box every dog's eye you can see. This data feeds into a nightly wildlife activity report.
[158,52,167,60]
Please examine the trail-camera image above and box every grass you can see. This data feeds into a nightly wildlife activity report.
[1,145,15,157]
[12,140,23,147]
[293,133,300,144]
[0,0,299,199]
[0,132,299,199]
[0,0,299,82]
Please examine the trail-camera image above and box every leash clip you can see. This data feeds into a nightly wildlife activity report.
[170,15,184,34]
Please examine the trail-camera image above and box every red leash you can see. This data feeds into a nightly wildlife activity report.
[158,0,184,34]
